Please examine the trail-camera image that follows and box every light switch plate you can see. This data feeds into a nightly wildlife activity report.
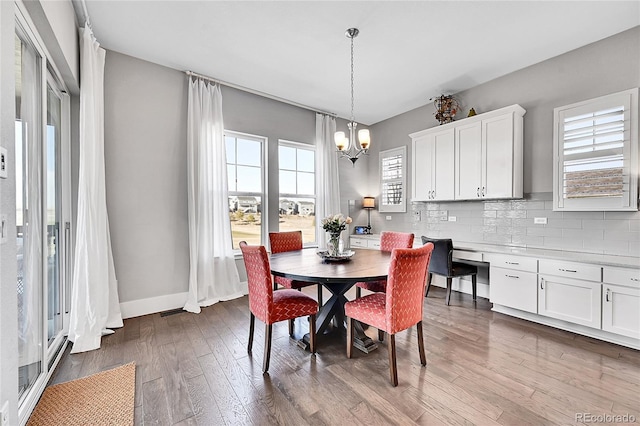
[448,216,457,222]
[0,215,7,245]
[534,217,548,225]
[385,216,392,221]
[0,147,7,179]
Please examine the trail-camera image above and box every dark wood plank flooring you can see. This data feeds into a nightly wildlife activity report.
[50,287,640,425]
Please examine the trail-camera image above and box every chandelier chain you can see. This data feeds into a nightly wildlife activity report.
[350,33,355,123]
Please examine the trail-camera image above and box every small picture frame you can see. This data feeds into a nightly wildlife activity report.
[354,226,368,235]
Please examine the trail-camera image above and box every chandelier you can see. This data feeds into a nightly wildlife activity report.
[334,28,371,165]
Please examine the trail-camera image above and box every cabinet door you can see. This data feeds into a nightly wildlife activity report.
[538,274,601,329]
[432,129,455,200]
[490,267,537,313]
[455,122,482,199]
[412,135,433,201]
[602,284,640,339]
[482,114,514,198]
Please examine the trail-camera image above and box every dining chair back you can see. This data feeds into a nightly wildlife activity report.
[420,236,477,305]
[355,231,414,298]
[240,241,318,373]
[269,231,323,306]
[345,243,434,386]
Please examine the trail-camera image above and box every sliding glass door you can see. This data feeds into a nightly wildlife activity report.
[15,12,72,420]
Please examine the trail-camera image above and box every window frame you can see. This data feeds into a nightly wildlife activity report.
[553,88,638,211]
[225,130,267,250]
[379,146,407,213]
[278,139,317,246]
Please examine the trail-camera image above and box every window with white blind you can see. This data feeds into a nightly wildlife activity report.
[553,88,638,211]
[379,146,406,212]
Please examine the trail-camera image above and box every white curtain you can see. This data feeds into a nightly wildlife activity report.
[18,37,43,366]
[315,113,340,249]
[68,26,123,353]
[184,78,244,313]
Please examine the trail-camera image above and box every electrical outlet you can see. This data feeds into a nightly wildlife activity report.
[414,211,421,221]
[1,400,9,426]
[385,216,392,221]
[534,217,548,225]
[448,216,457,222]
[0,215,7,245]
[0,147,7,179]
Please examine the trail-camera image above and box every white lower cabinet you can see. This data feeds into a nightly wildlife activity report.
[349,236,380,250]
[602,266,640,339]
[538,273,602,329]
[487,253,537,313]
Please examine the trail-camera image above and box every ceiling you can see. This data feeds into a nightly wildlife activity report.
[82,1,639,125]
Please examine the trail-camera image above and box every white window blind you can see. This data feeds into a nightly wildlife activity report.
[379,146,406,212]
[553,88,638,211]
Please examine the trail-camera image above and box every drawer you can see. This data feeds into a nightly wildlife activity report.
[490,267,537,313]
[453,250,483,262]
[368,240,381,249]
[538,259,601,282]
[603,266,640,289]
[485,253,537,272]
[350,238,368,248]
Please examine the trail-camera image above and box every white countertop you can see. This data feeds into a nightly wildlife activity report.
[349,234,639,268]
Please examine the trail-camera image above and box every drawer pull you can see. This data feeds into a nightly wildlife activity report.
[477,187,480,197]
[605,288,610,302]
[540,278,544,290]
[559,268,577,273]
[631,278,639,282]
[505,274,520,279]
[505,261,520,265]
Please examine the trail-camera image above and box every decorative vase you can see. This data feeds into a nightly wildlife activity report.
[327,232,343,256]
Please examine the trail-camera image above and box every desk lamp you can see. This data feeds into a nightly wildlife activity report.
[363,197,375,234]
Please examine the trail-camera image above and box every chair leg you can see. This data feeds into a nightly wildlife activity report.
[378,329,385,342]
[346,317,354,358]
[446,277,452,306]
[273,281,278,291]
[472,274,477,301]
[425,273,433,297]
[417,321,426,366]
[248,313,255,353]
[387,333,398,386]
[309,314,316,354]
[263,323,272,373]
[317,285,323,307]
[289,319,294,337]
[355,286,362,298]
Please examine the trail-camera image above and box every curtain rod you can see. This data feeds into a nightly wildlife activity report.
[185,70,336,118]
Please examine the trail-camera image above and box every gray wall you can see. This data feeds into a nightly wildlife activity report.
[360,26,640,255]
[103,51,317,303]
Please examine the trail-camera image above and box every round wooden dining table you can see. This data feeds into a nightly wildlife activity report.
[269,247,392,353]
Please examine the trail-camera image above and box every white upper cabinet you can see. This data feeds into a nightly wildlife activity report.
[411,104,525,202]
[411,128,454,201]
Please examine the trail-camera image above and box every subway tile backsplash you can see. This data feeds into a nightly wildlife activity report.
[372,192,639,257]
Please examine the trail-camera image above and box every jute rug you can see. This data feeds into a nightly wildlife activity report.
[27,362,136,426]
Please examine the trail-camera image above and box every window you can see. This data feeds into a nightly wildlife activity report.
[553,89,638,211]
[379,146,407,212]
[278,141,316,245]
[226,132,265,248]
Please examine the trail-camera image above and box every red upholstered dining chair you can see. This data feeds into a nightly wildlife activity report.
[239,241,318,373]
[355,231,415,298]
[345,243,433,386]
[269,231,323,307]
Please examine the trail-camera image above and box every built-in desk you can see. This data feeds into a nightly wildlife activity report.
[350,235,640,349]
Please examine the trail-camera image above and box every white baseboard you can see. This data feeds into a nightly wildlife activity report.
[119,283,250,319]
[120,292,190,319]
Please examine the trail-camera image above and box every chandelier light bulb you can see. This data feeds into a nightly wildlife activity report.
[358,129,370,150]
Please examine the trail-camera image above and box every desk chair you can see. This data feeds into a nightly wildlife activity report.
[421,236,477,306]
[239,241,318,373]
[269,231,323,307]
[345,243,434,386]
[355,231,415,298]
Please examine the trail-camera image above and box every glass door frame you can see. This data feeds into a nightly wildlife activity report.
[15,3,72,424]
